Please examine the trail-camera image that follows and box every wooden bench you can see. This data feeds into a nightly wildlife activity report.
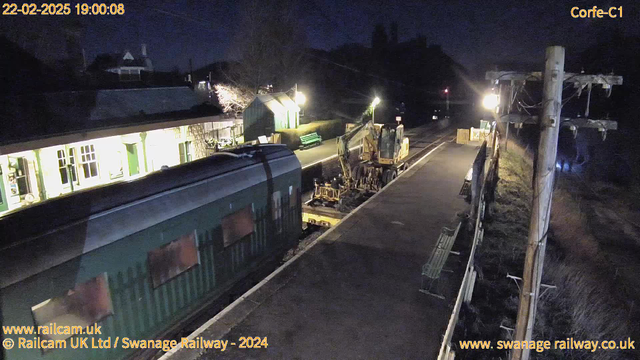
[459,168,473,198]
[420,222,462,299]
[299,132,322,149]
[459,180,471,198]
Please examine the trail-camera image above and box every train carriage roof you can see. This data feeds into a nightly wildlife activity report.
[0,144,298,249]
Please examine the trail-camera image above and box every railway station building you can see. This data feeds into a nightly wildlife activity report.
[0,86,240,217]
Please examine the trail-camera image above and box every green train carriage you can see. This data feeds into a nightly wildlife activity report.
[0,144,301,360]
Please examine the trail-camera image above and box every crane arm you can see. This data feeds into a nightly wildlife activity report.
[336,120,378,186]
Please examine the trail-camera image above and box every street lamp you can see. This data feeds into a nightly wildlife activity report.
[371,97,381,122]
[482,94,500,111]
[295,91,306,105]
[444,87,450,114]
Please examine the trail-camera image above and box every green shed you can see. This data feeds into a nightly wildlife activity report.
[243,93,300,142]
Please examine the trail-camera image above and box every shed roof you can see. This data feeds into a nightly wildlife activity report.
[273,93,300,112]
[255,94,286,115]
[250,92,298,115]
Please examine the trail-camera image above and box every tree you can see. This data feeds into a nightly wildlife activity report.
[213,83,254,114]
[226,0,306,93]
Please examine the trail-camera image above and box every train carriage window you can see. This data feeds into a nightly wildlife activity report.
[272,191,282,220]
[31,273,114,342]
[148,231,199,288]
[289,185,298,208]
[272,191,282,233]
[222,205,254,247]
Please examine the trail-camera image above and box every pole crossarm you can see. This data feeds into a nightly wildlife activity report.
[486,71,623,86]
[492,114,618,130]
[560,118,618,130]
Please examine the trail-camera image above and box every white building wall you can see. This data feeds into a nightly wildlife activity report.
[145,128,182,171]
[0,120,235,217]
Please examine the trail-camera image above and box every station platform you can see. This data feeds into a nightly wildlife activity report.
[164,141,479,360]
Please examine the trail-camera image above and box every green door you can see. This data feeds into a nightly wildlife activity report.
[0,168,8,212]
[126,144,139,176]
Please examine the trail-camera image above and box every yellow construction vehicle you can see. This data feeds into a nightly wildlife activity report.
[303,119,409,227]
[351,121,410,192]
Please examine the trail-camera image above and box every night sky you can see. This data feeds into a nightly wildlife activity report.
[3,0,639,72]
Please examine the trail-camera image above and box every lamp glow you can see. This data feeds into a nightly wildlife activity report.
[482,94,499,110]
[295,91,306,105]
[372,97,381,107]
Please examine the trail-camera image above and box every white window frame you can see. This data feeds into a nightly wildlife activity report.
[57,148,78,187]
[79,144,99,181]
[119,68,141,82]
[272,191,283,233]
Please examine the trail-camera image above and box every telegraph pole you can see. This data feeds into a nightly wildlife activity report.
[511,46,565,360]
[485,50,622,360]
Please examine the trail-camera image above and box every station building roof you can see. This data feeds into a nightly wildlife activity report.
[0,86,222,154]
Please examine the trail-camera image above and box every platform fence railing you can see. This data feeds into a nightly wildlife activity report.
[437,124,500,360]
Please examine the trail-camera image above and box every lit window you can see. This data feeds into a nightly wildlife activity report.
[69,148,77,180]
[119,69,141,82]
[179,141,192,164]
[57,149,78,185]
[8,157,31,196]
[80,145,99,179]
[57,150,68,185]
[272,191,282,220]
[31,273,114,342]
[148,231,199,288]
[0,168,4,206]
[222,206,254,247]
[272,191,282,233]
[289,185,298,208]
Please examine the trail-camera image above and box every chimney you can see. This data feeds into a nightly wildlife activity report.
[141,43,147,57]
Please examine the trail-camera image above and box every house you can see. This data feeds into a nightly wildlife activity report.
[0,86,245,217]
[89,44,153,82]
[242,93,300,142]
